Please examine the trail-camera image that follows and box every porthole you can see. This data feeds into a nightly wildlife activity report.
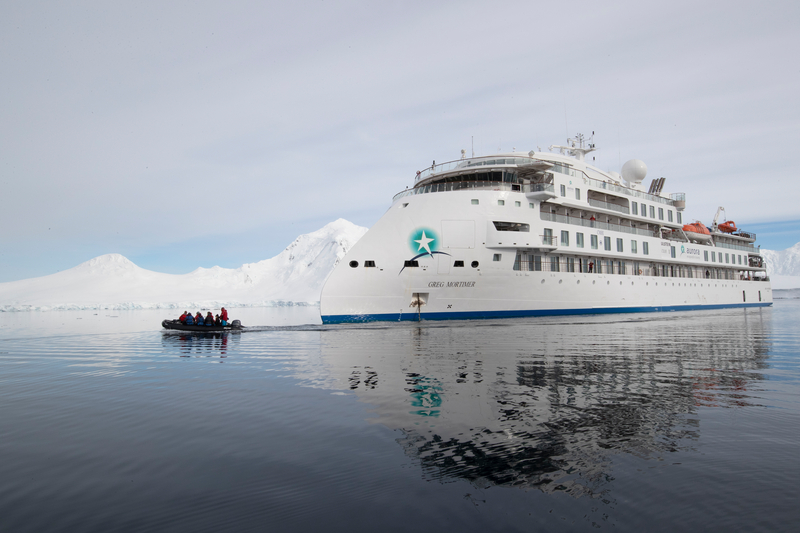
[631,282,634,285]
[559,279,563,284]
[349,261,358,268]
[471,261,479,268]
[577,280,580,284]
[607,281,610,285]
[620,281,623,285]
[592,280,596,285]
[541,279,545,284]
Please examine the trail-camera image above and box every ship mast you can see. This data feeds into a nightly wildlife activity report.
[549,132,597,161]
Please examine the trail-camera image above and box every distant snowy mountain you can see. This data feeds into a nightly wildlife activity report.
[762,242,800,290]
[0,219,368,311]
[762,243,800,276]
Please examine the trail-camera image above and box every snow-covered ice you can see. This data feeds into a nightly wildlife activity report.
[0,219,367,311]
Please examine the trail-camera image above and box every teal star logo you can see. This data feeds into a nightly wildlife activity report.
[409,228,438,255]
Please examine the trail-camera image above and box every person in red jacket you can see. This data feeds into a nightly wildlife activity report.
[220,307,228,322]
[195,312,203,325]
[179,311,188,323]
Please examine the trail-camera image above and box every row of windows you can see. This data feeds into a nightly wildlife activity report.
[631,201,680,224]
[513,254,750,280]
[472,198,537,208]
[545,228,651,255]
[548,228,747,264]
[705,250,744,265]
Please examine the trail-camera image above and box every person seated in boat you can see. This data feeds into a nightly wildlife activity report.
[184,313,195,325]
[195,312,204,326]
[179,311,188,323]
[214,314,222,326]
[205,312,215,326]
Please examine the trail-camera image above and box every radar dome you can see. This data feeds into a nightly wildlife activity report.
[621,159,647,184]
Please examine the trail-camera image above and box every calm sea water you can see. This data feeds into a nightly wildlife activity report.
[1,300,799,532]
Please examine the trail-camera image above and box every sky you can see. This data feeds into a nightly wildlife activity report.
[2,0,799,282]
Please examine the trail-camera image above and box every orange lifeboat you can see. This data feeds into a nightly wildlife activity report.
[683,222,712,243]
[682,222,710,235]
[718,221,737,233]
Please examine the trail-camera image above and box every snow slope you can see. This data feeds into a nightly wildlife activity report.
[762,242,800,290]
[0,219,367,311]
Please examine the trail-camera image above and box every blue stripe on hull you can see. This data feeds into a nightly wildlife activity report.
[321,302,773,324]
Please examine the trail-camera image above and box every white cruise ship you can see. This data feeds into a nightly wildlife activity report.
[320,134,772,323]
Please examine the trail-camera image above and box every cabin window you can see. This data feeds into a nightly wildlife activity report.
[560,184,566,196]
[575,188,581,200]
[349,261,359,268]
[404,260,419,267]
[643,242,649,255]
[619,261,626,275]
[493,221,530,232]
[668,210,674,222]
[704,250,709,261]
[604,236,612,251]
[677,212,682,224]
[591,235,598,249]
[364,260,376,267]
[454,260,464,267]
[631,240,638,253]
[471,199,479,205]
[534,255,542,271]
[576,233,585,248]
[616,238,623,252]
[498,199,505,206]
[493,254,502,262]
[738,255,742,265]
[711,252,716,263]
[671,246,676,258]
[543,228,553,245]
[561,231,569,246]
[650,206,655,218]
[529,202,535,209]
[641,203,646,217]
[515,201,521,207]
[726,253,730,264]
[634,261,641,275]
[550,256,560,272]
[658,208,664,220]
[632,202,638,216]
[567,257,575,272]
[471,261,479,268]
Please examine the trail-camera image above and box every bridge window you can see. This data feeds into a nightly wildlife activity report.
[454,260,464,267]
[404,260,419,267]
[364,260,376,267]
[493,221,530,232]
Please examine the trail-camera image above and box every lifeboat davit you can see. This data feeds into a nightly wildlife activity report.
[718,221,737,233]
[683,222,712,243]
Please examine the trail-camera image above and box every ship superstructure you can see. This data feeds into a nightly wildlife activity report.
[320,134,772,323]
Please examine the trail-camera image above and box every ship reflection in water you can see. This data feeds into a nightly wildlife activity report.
[314,307,771,497]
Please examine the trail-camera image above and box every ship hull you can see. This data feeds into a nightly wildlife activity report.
[320,189,772,324]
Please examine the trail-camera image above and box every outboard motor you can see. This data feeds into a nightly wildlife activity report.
[231,319,242,328]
